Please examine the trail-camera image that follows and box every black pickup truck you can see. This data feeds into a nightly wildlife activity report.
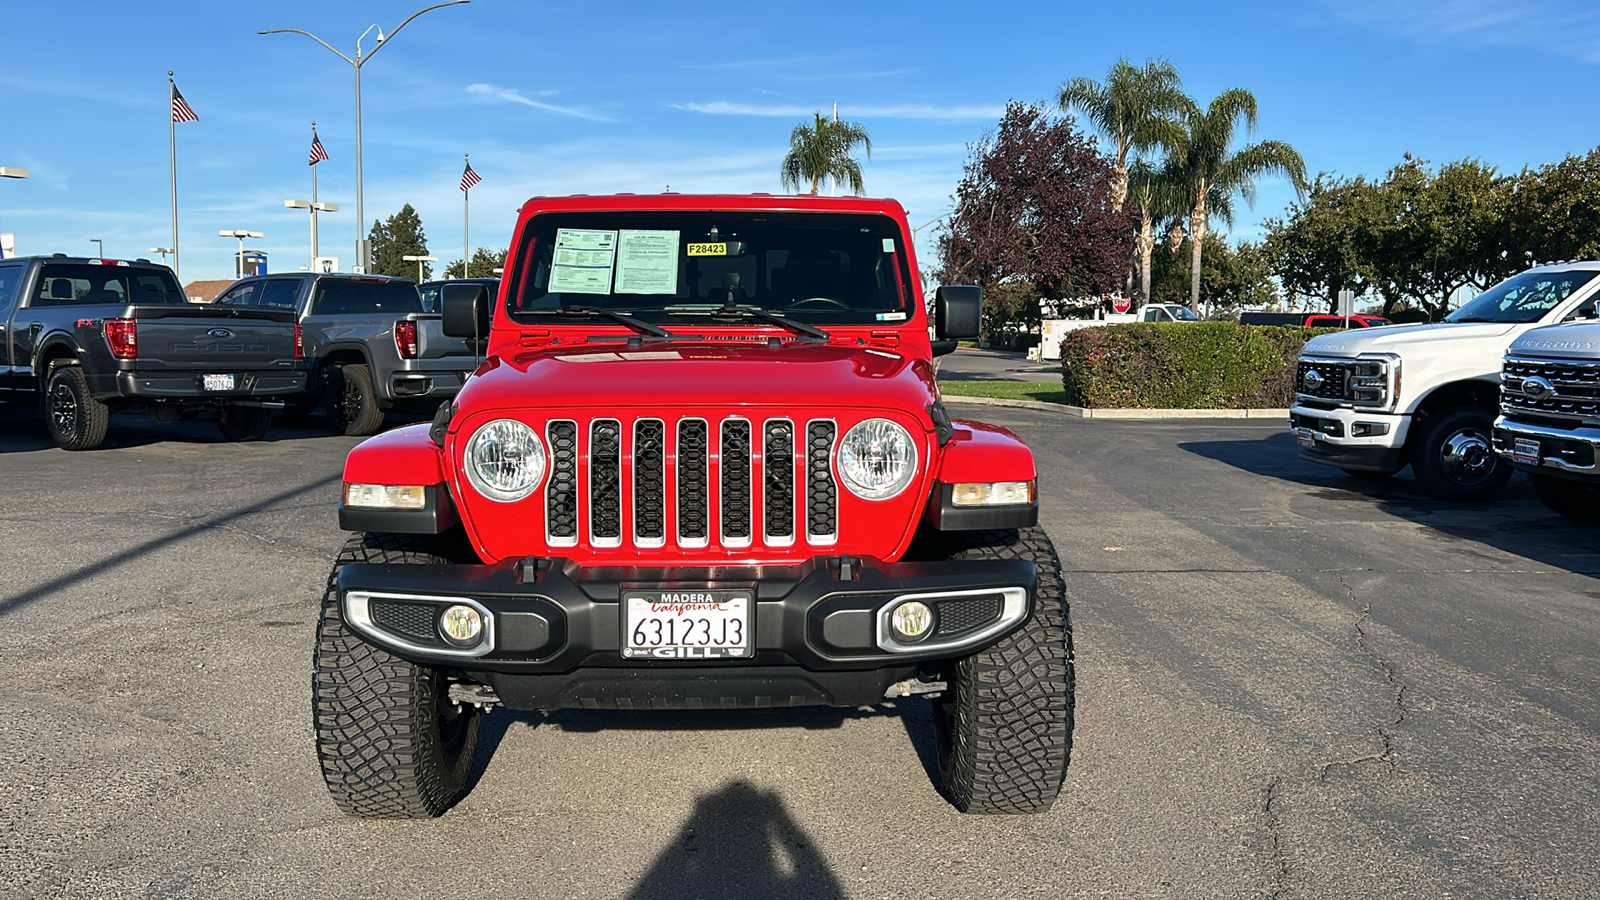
[0,256,305,449]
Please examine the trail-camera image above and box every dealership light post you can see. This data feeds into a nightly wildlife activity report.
[258,1,469,274]
[402,254,437,281]
[150,247,173,265]
[0,167,26,256]
[285,199,339,271]
[219,229,263,278]
[90,238,103,259]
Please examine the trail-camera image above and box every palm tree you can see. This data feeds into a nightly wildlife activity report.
[780,111,872,195]
[1057,58,1190,213]
[1167,88,1307,308]
[1126,159,1187,301]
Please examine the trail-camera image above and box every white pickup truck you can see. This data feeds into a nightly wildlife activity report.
[1289,262,1600,499]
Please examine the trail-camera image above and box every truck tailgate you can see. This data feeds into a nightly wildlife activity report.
[124,305,299,371]
[411,314,477,361]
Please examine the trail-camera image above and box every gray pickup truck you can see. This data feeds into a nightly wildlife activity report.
[213,272,476,436]
[0,255,304,449]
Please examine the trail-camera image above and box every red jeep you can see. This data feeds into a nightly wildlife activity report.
[315,194,1073,817]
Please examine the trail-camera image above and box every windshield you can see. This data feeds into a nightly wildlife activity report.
[1446,270,1599,324]
[1168,306,1200,321]
[505,211,914,326]
[35,265,185,305]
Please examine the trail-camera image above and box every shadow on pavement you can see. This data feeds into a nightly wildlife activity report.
[0,404,424,453]
[625,780,847,900]
[1180,431,1600,577]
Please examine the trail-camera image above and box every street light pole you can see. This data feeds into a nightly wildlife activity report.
[150,247,173,265]
[0,167,26,256]
[402,254,437,281]
[90,239,103,259]
[258,1,470,274]
[219,230,263,278]
[285,200,339,270]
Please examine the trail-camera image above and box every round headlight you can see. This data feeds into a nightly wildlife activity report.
[838,418,918,500]
[464,418,545,502]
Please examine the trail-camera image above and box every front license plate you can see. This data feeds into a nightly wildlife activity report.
[1295,426,1316,448]
[1513,437,1541,466]
[623,590,752,659]
[202,374,235,391]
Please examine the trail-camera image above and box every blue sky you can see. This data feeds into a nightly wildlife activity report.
[4,0,1600,284]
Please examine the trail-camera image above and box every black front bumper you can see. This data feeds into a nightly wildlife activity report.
[336,555,1036,710]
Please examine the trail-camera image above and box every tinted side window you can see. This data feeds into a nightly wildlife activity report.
[259,280,301,310]
[216,282,261,306]
[0,264,20,309]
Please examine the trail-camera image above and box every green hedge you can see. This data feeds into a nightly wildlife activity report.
[1059,323,1336,409]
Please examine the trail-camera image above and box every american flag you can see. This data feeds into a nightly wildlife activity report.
[309,130,329,166]
[170,82,198,123]
[460,161,481,192]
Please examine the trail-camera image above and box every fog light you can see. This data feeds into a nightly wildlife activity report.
[891,601,934,642]
[439,604,484,646]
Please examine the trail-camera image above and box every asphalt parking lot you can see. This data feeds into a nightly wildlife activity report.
[2,401,1598,899]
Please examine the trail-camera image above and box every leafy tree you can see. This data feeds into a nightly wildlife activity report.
[936,102,1135,319]
[1126,158,1188,300]
[1057,57,1191,213]
[1166,89,1307,309]
[779,112,872,195]
[1262,174,1371,312]
[1148,233,1277,313]
[445,247,508,279]
[367,204,430,279]
[1506,148,1600,268]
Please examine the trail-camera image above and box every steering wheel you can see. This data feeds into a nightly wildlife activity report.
[788,296,850,310]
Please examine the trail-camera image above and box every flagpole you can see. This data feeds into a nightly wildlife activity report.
[463,153,469,278]
[310,122,319,268]
[169,72,179,281]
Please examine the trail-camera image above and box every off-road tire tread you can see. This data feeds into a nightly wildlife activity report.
[935,526,1073,814]
[215,406,272,442]
[46,363,110,451]
[313,532,480,818]
[327,363,386,437]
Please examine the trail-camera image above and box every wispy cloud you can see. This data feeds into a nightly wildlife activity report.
[465,84,614,122]
[675,101,1005,121]
[1323,0,1600,62]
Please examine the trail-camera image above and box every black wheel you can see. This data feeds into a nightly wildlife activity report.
[1530,473,1600,521]
[313,532,482,818]
[324,363,386,436]
[1341,468,1395,480]
[1409,407,1512,501]
[44,363,110,451]
[214,406,272,442]
[925,526,1073,814]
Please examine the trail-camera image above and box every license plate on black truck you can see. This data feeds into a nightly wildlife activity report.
[623,590,752,659]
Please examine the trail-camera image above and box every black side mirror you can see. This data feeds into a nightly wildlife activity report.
[935,285,982,340]
[441,283,492,339]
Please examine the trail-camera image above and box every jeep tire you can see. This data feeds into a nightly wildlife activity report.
[927,526,1073,814]
[314,532,482,818]
[214,406,272,442]
[45,363,110,451]
[1410,406,1511,501]
[324,363,386,437]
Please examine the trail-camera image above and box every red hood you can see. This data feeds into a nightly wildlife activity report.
[455,340,940,419]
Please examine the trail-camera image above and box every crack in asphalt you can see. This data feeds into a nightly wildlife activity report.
[1260,775,1289,900]
[1317,576,1408,781]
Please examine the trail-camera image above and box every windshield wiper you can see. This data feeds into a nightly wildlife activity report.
[663,304,831,341]
[555,306,672,338]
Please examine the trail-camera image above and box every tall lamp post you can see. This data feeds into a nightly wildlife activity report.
[150,247,174,265]
[258,1,470,274]
[90,239,104,259]
[285,199,339,270]
[402,254,437,281]
[219,229,264,278]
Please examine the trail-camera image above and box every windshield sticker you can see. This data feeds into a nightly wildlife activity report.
[882,238,896,253]
[686,242,727,257]
[549,228,617,294]
[875,311,908,321]
[615,230,680,295]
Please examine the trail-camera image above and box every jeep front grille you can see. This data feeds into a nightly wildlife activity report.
[542,415,840,552]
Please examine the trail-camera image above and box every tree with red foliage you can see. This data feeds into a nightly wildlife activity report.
[937,102,1135,316]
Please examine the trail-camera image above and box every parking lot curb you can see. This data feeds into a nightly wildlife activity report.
[941,395,1290,419]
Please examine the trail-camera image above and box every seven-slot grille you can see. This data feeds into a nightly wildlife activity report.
[537,415,842,551]
[1503,357,1600,421]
